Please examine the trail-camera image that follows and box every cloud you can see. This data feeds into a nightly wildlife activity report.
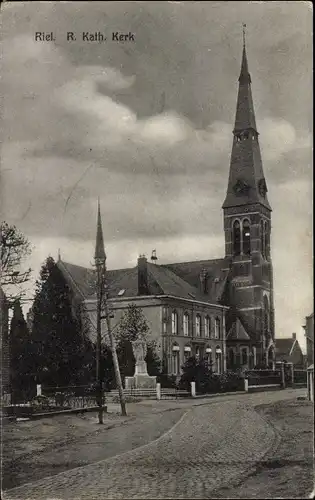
[1,1,312,348]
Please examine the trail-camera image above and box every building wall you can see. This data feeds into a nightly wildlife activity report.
[305,314,314,367]
[290,342,305,368]
[97,295,227,377]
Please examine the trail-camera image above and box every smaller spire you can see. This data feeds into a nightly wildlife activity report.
[57,248,61,261]
[94,198,106,264]
[239,23,251,84]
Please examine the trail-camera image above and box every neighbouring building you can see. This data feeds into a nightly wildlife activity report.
[275,333,305,368]
[303,312,314,368]
[0,287,11,403]
[56,35,276,377]
[303,312,314,402]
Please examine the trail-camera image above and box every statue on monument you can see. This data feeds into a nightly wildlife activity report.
[132,338,147,363]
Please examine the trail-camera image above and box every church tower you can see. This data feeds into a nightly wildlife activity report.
[222,28,275,368]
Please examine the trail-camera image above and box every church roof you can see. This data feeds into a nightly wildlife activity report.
[57,257,228,305]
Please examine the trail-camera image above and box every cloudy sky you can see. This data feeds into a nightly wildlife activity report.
[1,1,312,349]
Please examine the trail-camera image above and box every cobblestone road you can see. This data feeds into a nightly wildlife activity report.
[5,399,277,499]
[4,389,307,500]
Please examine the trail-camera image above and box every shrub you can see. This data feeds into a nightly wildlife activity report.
[30,395,51,410]
[157,373,177,388]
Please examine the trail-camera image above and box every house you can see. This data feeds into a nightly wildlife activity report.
[275,333,305,367]
[56,34,276,377]
[0,287,11,403]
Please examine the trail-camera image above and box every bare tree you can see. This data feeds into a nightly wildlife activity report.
[1,222,32,304]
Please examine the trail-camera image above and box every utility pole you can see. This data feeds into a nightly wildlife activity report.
[102,275,127,417]
[94,199,106,424]
[94,199,127,418]
[95,259,105,424]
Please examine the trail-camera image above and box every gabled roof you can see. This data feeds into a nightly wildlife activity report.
[275,338,297,358]
[226,317,250,341]
[162,258,229,304]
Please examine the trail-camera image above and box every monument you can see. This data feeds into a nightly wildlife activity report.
[125,339,157,389]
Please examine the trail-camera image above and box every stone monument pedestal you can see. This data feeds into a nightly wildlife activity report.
[125,374,157,390]
[125,352,156,390]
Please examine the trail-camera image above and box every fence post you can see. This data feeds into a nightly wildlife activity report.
[244,378,249,392]
[191,381,196,397]
[156,383,161,401]
[36,384,42,396]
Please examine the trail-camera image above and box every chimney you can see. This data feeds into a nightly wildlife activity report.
[138,255,149,295]
[292,332,296,340]
[199,269,208,294]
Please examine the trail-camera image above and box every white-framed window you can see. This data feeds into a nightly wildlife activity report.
[172,344,180,374]
[183,313,189,336]
[171,311,178,335]
[214,317,220,339]
[205,316,210,338]
[205,347,212,367]
[195,314,201,337]
[184,345,191,361]
[215,346,222,374]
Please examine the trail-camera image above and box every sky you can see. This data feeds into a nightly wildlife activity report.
[1,1,313,350]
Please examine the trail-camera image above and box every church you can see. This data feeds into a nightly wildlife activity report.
[57,36,276,377]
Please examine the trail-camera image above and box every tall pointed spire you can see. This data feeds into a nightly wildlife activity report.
[94,198,106,264]
[223,26,271,210]
[238,24,251,85]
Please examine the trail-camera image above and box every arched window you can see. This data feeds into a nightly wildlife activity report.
[214,317,220,339]
[184,345,191,361]
[172,344,180,374]
[195,314,201,337]
[242,219,251,255]
[205,347,212,367]
[171,311,178,335]
[205,316,210,338]
[263,295,270,337]
[215,346,222,374]
[252,346,257,368]
[183,313,189,336]
[233,220,241,256]
[261,219,265,258]
[228,348,235,369]
[195,346,200,360]
[264,221,270,259]
[241,347,248,366]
